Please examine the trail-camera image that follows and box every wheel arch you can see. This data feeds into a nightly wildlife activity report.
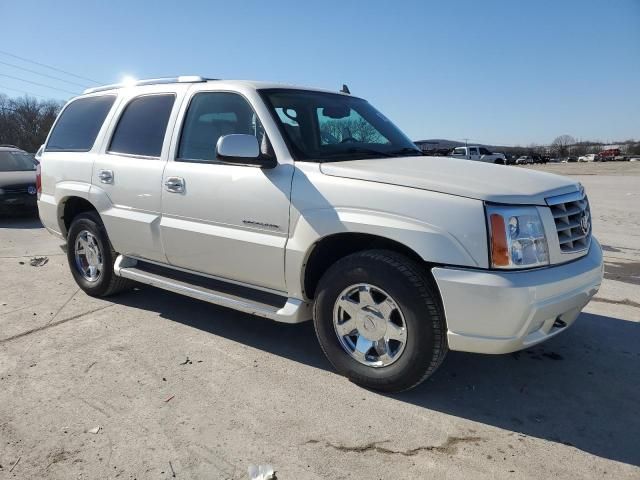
[59,195,100,238]
[301,232,433,300]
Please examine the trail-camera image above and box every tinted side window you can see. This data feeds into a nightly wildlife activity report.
[109,94,175,157]
[46,96,115,152]
[178,92,267,163]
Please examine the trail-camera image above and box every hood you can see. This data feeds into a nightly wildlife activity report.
[0,170,37,188]
[320,156,579,205]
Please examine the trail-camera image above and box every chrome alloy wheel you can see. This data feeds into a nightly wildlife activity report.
[333,283,407,368]
[74,230,103,282]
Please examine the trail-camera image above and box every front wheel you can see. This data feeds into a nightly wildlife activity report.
[313,250,448,392]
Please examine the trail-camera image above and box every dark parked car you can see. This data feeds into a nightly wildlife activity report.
[0,145,38,214]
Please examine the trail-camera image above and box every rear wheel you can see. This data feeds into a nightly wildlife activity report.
[313,250,448,392]
[66,212,132,297]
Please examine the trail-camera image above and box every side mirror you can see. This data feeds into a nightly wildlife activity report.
[216,134,276,168]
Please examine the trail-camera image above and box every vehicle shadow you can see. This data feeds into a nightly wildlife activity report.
[116,287,640,467]
[0,214,42,229]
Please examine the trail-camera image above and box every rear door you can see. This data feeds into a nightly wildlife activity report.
[91,88,185,262]
[159,88,293,292]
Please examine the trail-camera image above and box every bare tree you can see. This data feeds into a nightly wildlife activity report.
[551,134,575,158]
[0,95,63,152]
[320,118,384,144]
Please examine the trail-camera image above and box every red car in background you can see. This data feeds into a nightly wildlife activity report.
[596,148,621,161]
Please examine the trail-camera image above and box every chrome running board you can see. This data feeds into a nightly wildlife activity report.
[114,255,311,323]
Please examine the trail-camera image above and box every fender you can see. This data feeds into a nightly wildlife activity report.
[283,164,489,299]
[41,181,93,237]
[285,207,483,299]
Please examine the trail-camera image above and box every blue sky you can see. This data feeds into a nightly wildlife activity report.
[1,0,638,145]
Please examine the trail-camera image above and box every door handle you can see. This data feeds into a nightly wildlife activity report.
[164,177,185,193]
[98,169,114,184]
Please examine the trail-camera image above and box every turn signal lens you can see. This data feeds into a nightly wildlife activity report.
[490,213,509,266]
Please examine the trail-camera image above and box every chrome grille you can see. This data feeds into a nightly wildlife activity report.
[547,187,591,253]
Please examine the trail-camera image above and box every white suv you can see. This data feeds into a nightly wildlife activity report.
[37,76,603,392]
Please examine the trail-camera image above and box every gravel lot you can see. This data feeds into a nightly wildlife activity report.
[1,162,639,479]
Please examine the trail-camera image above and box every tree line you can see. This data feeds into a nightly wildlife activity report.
[501,135,640,159]
[0,95,63,152]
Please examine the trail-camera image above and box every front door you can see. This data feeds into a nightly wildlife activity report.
[160,91,292,292]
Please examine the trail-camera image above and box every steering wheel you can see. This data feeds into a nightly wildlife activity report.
[340,137,358,144]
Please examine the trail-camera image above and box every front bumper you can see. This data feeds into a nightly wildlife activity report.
[432,238,603,354]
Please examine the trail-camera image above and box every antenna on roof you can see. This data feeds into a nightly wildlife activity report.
[340,84,351,94]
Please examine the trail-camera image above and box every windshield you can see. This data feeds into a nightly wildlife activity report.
[0,151,36,172]
[260,89,421,162]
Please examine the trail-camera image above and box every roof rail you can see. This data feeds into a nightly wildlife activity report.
[83,76,212,94]
[0,144,22,149]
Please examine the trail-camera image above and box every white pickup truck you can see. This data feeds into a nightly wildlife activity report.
[37,77,602,392]
[449,145,507,164]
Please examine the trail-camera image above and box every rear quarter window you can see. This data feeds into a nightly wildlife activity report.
[45,95,116,152]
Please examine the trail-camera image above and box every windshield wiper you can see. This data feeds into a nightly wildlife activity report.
[389,147,424,156]
[320,147,397,162]
[343,147,397,157]
[319,146,425,163]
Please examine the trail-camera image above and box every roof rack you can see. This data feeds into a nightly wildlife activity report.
[83,76,212,94]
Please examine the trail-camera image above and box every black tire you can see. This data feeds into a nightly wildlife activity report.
[313,249,448,392]
[66,211,132,297]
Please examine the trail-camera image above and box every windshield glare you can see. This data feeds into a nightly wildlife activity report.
[260,89,420,162]
[0,151,36,172]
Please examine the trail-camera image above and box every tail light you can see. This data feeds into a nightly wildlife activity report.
[35,161,42,199]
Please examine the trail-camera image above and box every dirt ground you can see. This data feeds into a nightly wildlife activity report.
[0,165,639,479]
[522,160,640,176]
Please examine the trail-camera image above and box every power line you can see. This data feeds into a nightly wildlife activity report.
[0,73,78,96]
[0,49,102,84]
[0,83,50,99]
[0,59,88,88]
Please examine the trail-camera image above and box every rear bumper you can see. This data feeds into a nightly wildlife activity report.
[432,239,603,354]
[0,193,37,213]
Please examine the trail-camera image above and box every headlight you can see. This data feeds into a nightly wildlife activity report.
[486,205,549,269]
